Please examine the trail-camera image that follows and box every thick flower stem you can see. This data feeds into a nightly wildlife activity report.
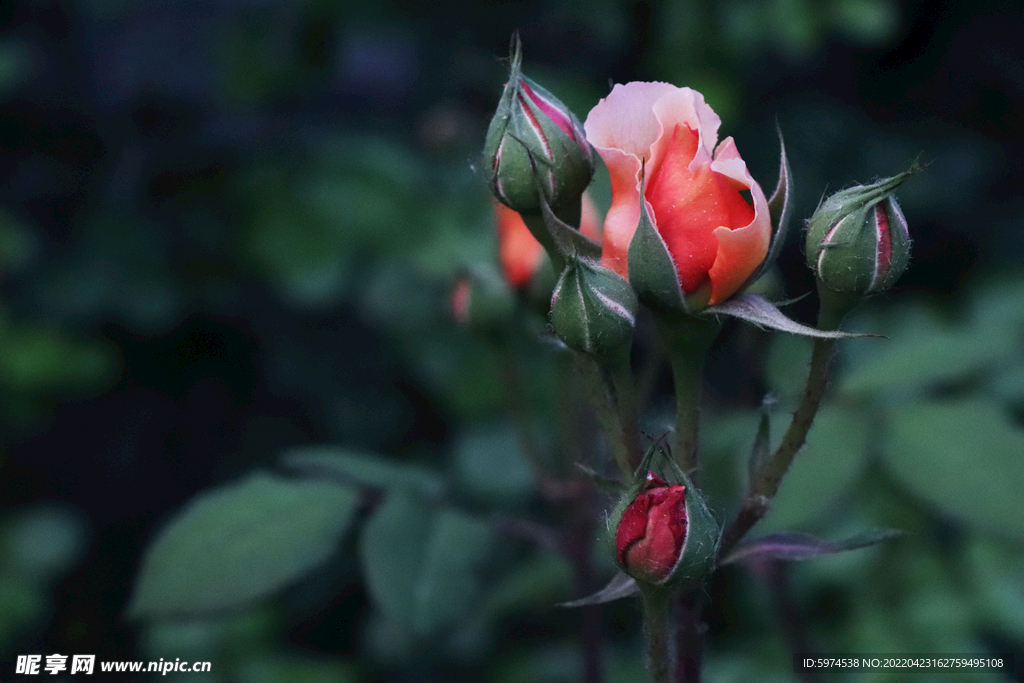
[654,315,722,477]
[718,285,859,558]
[640,587,677,683]
[609,361,643,471]
[673,587,707,683]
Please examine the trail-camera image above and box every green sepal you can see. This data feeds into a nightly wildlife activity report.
[574,462,626,499]
[549,258,637,366]
[604,446,662,545]
[627,194,686,313]
[540,195,601,262]
[659,457,720,587]
[740,129,793,292]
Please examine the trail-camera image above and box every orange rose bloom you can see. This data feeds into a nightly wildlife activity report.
[584,83,770,305]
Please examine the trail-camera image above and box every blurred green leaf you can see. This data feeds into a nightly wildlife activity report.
[0,39,30,95]
[37,211,183,333]
[986,359,1024,404]
[218,9,305,104]
[234,655,357,683]
[763,406,871,530]
[829,0,900,44]
[0,325,119,393]
[128,473,358,618]
[0,578,45,651]
[965,538,1024,640]
[281,447,445,498]
[0,209,37,275]
[360,491,492,634]
[453,424,535,504]
[3,504,88,584]
[881,399,1024,537]
[484,552,573,617]
[840,321,1014,398]
[764,333,812,399]
[969,272,1024,332]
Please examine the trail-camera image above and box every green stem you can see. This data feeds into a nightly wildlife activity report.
[609,360,643,471]
[521,194,582,277]
[640,587,676,683]
[520,211,565,274]
[673,588,706,683]
[718,285,859,558]
[654,315,722,477]
[571,350,634,479]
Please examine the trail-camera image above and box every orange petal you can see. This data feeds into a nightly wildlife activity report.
[646,124,755,293]
[706,139,771,304]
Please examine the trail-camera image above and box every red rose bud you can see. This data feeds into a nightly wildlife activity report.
[608,464,720,586]
[482,38,594,214]
[806,169,914,296]
[549,258,636,365]
[616,473,688,584]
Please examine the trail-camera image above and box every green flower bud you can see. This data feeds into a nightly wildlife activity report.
[549,259,636,364]
[806,170,914,296]
[482,38,594,214]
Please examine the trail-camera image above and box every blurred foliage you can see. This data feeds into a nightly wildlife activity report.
[0,0,1021,681]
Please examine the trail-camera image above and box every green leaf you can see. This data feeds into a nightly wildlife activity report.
[706,294,874,338]
[235,655,358,683]
[720,528,903,565]
[360,491,493,634]
[840,308,1015,398]
[0,209,37,274]
[0,325,118,392]
[453,425,534,503]
[127,473,358,619]
[882,398,1024,537]
[281,447,445,498]
[484,552,573,616]
[557,571,638,608]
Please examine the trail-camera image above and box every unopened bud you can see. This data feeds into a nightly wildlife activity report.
[549,259,636,364]
[482,37,594,214]
[806,171,914,296]
[608,468,719,587]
